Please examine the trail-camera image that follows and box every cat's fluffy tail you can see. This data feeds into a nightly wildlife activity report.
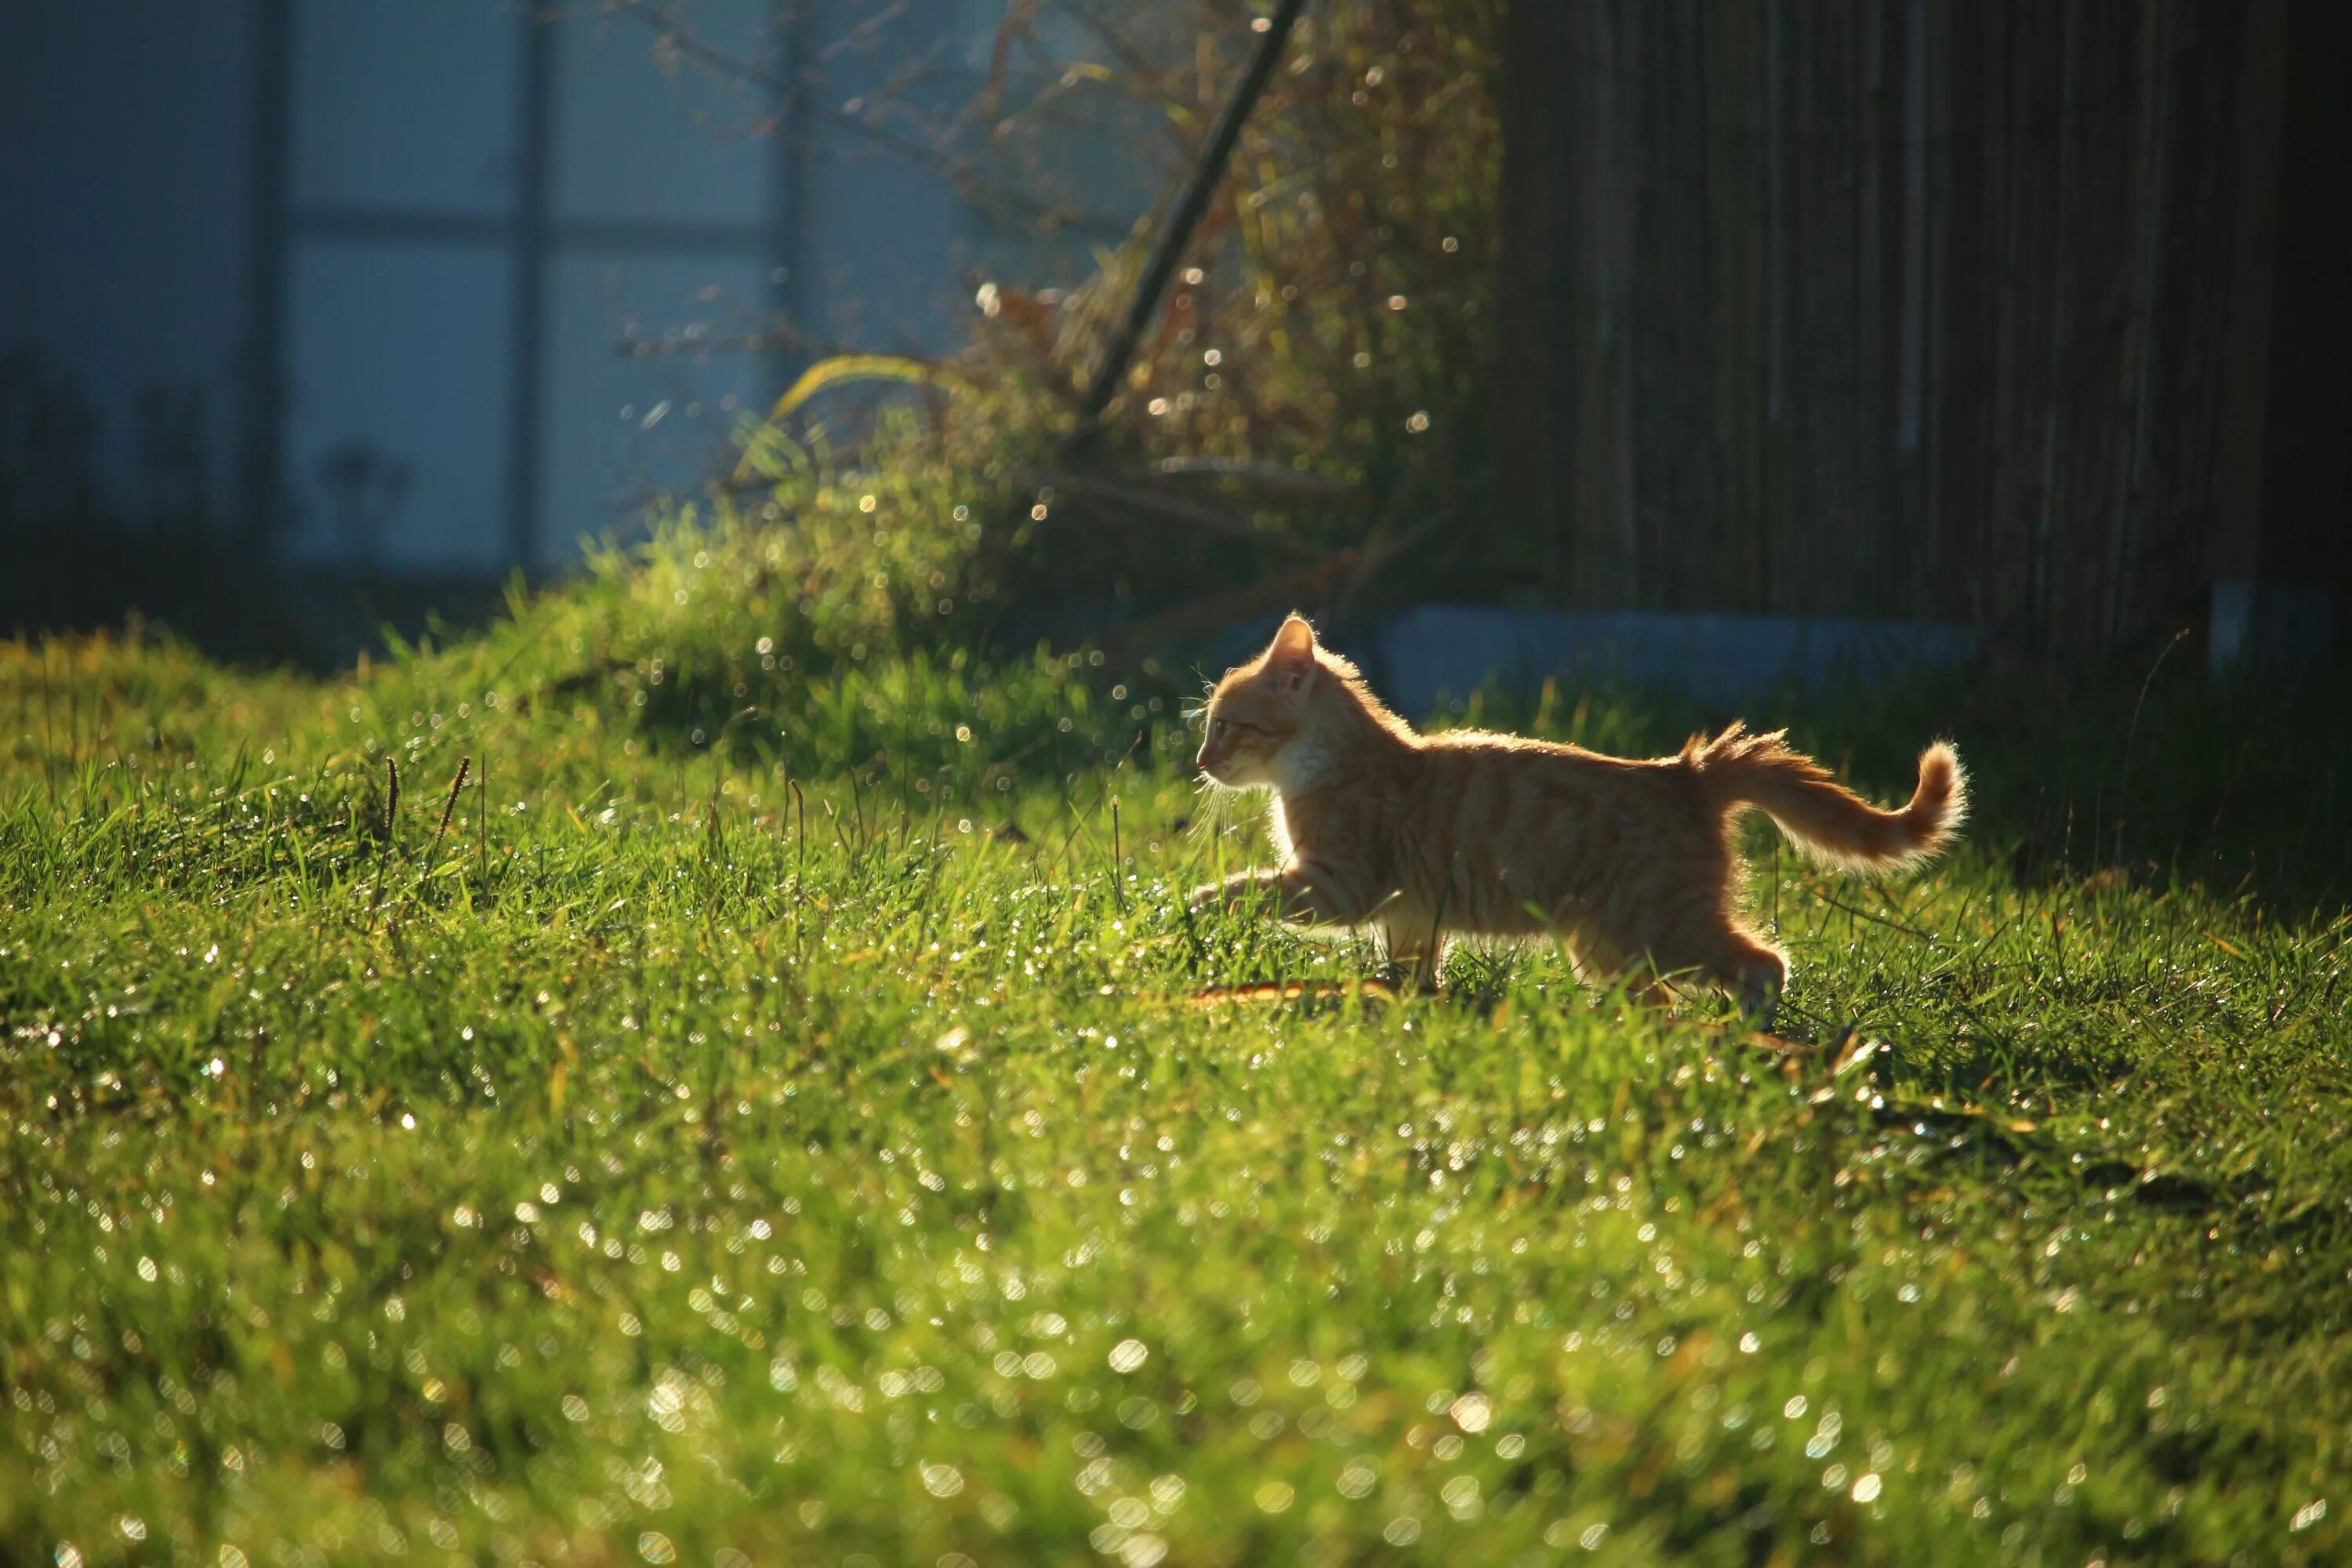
[1689,723,1966,874]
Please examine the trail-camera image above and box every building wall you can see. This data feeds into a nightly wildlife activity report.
[1,0,1134,580]
[1493,0,2310,655]
[0,4,259,532]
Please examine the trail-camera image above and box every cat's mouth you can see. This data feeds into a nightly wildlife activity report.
[1196,759,1261,792]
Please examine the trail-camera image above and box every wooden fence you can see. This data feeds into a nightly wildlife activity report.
[1494,0,2290,652]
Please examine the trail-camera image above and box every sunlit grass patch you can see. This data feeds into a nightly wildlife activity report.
[2,628,2349,1567]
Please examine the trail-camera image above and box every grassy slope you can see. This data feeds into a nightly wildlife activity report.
[2,626,2349,1568]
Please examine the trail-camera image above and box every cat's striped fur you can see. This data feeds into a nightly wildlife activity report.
[1189,614,1965,1016]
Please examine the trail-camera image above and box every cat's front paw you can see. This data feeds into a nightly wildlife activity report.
[1191,875,1279,917]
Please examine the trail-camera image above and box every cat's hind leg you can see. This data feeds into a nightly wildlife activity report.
[1378,916,1446,995]
[1677,924,1789,1026]
[1609,902,1788,1025]
[1555,930,1675,1010]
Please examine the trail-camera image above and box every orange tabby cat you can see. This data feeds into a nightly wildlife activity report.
[1189,614,1965,1016]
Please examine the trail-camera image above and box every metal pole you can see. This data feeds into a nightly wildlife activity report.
[238,0,294,550]
[503,9,555,574]
[1077,0,1308,423]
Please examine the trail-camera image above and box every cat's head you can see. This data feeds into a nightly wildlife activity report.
[1195,613,1327,788]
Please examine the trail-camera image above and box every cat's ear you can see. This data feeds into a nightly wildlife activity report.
[1269,613,1317,660]
[1264,613,1318,694]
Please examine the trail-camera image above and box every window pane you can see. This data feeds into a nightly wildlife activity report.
[285,240,513,571]
[293,2,517,214]
[551,0,775,225]
[0,3,256,517]
[535,253,768,561]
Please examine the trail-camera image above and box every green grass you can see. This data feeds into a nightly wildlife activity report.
[3,622,2349,1568]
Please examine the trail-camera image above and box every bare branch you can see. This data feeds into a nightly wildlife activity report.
[609,0,1135,239]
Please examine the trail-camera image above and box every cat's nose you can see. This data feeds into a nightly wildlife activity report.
[1194,744,1214,775]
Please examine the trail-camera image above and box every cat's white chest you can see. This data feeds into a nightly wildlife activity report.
[1268,795,1298,863]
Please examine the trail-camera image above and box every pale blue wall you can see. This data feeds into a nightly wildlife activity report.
[292,5,519,216]
[2,0,1138,575]
[0,4,257,527]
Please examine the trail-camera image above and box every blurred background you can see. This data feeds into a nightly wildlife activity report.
[2,0,2345,686]
[0,0,1162,658]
